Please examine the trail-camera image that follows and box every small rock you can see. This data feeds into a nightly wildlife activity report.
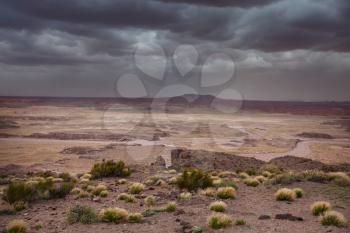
[258,215,271,220]
[275,213,303,221]
[93,197,101,202]
[192,226,202,233]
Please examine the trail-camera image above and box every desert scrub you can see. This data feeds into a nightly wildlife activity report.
[116,178,127,185]
[80,173,92,180]
[176,168,213,191]
[212,177,223,186]
[235,218,246,225]
[128,182,145,194]
[209,201,227,212]
[128,213,143,223]
[255,175,267,183]
[259,163,283,174]
[275,188,296,201]
[118,193,135,203]
[217,187,236,199]
[13,201,27,211]
[92,184,107,195]
[328,172,350,187]
[90,160,131,179]
[99,207,128,223]
[67,205,97,224]
[302,170,330,183]
[165,202,177,212]
[70,187,82,195]
[100,190,108,197]
[79,191,90,198]
[321,211,347,227]
[218,171,234,178]
[293,188,304,198]
[238,172,250,179]
[262,171,272,178]
[311,201,331,216]
[144,195,156,207]
[168,176,178,185]
[200,187,216,197]
[4,182,36,204]
[208,214,232,229]
[243,178,260,187]
[5,219,28,233]
[144,176,161,186]
[271,172,302,185]
[179,192,192,200]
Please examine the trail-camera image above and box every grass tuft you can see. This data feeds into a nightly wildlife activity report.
[275,188,296,201]
[209,201,227,212]
[208,214,232,229]
[310,201,331,216]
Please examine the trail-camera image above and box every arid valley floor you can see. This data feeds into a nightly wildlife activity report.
[0,98,350,233]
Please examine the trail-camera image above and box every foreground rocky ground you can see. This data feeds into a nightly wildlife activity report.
[0,154,349,233]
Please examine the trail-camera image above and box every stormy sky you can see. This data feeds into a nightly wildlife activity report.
[0,0,350,101]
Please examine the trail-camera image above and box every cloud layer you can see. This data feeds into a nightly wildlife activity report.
[0,0,349,100]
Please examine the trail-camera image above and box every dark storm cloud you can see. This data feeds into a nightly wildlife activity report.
[0,0,349,100]
[155,0,280,8]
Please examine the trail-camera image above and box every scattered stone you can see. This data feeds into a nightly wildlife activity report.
[258,215,271,220]
[151,156,166,167]
[275,213,303,221]
[191,226,202,233]
[93,197,101,202]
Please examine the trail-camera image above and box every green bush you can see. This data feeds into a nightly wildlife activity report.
[321,211,347,227]
[235,219,246,225]
[67,205,97,224]
[208,214,232,229]
[4,182,36,204]
[165,202,177,212]
[293,188,304,198]
[48,181,75,198]
[5,219,28,233]
[176,168,213,191]
[90,160,131,179]
[310,201,331,216]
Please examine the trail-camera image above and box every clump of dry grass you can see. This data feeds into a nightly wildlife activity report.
[144,195,156,207]
[238,172,250,179]
[275,188,296,201]
[217,187,236,199]
[118,193,135,203]
[5,219,28,233]
[262,171,272,178]
[208,214,232,229]
[293,188,304,198]
[116,179,127,185]
[209,201,227,212]
[100,190,108,198]
[165,202,177,212]
[99,207,128,223]
[255,175,267,183]
[128,213,143,223]
[92,184,107,196]
[200,187,216,197]
[179,192,192,200]
[243,178,260,187]
[128,182,145,194]
[321,211,347,227]
[328,172,350,187]
[310,201,331,216]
